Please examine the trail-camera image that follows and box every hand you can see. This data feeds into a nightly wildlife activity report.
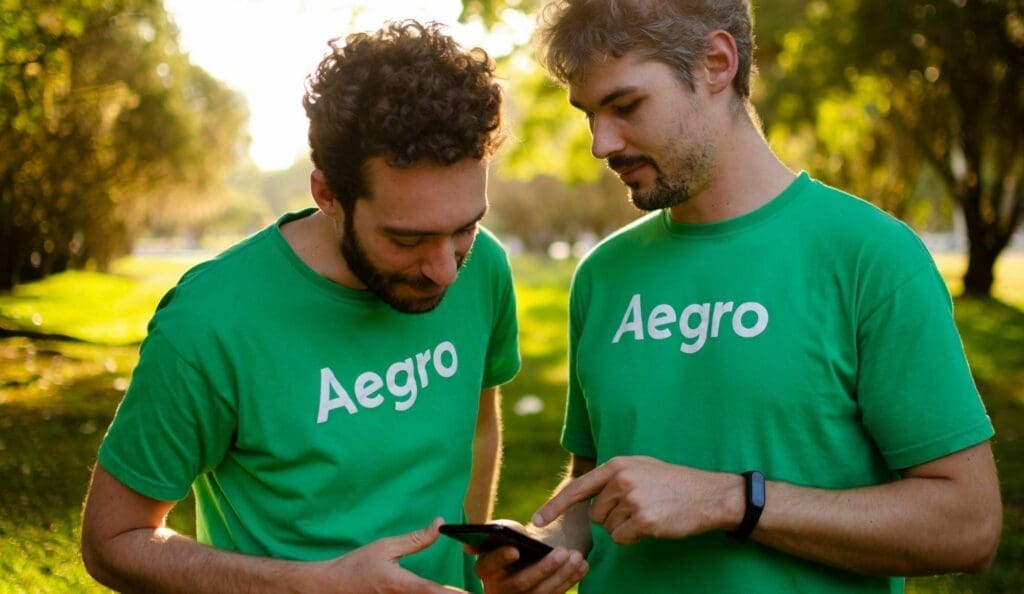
[474,520,588,594]
[532,456,743,545]
[311,518,459,593]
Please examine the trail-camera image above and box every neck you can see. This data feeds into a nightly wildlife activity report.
[280,210,365,289]
[668,115,795,225]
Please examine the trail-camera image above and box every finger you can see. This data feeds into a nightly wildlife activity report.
[602,505,631,535]
[558,555,590,593]
[491,518,528,532]
[609,517,643,546]
[389,569,463,594]
[498,547,571,592]
[550,555,589,594]
[533,467,612,527]
[474,546,520,579]
[587,486,622,525]
[526,549,588,594]
[381,517,443,559]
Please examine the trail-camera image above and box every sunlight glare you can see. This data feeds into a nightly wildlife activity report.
[163,0,531,172]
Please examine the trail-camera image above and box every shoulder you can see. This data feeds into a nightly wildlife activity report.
[805,178,926,248]
[796,177,935,273]
[148,226,278,350]
[575,212,660,278]
[472,225,510,260]
[461,225,514,279]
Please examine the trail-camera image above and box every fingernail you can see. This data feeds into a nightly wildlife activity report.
[531,513,544,526]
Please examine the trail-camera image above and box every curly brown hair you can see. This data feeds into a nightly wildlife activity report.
[303,20,503,213]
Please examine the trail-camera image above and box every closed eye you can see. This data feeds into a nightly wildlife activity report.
[613,99,641,116]
[391,235,423,249]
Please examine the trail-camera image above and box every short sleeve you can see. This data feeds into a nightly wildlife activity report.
[98,331,237,501]
[857,265,993,469]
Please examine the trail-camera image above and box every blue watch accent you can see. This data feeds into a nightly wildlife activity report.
[728,470,765,540]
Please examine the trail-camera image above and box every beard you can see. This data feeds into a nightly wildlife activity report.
[610,140,715,212]
[339,214,457,314]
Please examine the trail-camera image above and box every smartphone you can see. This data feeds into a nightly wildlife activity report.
[440,523,553,569]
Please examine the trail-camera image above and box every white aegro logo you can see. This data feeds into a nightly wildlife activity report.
[317,340,458,423]
[612,294,769,354]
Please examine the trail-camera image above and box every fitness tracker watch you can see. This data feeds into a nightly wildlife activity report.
[727,470,765,540]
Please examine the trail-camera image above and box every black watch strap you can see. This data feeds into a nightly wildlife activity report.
[727,470,765,540]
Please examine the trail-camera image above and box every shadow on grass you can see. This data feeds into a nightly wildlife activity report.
[0,338,195,592]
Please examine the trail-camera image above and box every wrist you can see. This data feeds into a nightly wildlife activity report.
[719,472,748,532]
[727,470,766,540]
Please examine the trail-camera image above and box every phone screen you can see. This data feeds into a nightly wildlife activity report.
[440,523,553,569]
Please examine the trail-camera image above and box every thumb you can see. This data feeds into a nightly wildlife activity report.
[381,517,444,560]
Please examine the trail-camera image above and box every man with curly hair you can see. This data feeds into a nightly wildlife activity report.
[81,21,529,592]
[475,1,1002,593]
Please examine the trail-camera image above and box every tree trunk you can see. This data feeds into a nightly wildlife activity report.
[962,240,998,298]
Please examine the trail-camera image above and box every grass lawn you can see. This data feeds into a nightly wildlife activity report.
[0,251,1021,592]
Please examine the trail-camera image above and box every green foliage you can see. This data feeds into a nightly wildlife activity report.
[0,0,249,290]
[763,0,1024,295]
[498,64,603,184]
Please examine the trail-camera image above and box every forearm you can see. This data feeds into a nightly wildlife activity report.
[534,446,1000,577]
[533,498,592,555]
[465,430,500,522]
[84,526,308,594]
[753,473,1000,576]
[465,387,502,523]
[532,457,594,554]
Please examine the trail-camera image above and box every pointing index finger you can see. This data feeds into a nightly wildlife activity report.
[533,465,611,527]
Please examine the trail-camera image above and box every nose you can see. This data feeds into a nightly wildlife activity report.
[420,238,459,288]
[590,116,625,159]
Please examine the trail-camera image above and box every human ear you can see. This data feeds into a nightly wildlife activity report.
[704,30,739,95]
[310,169,341,216]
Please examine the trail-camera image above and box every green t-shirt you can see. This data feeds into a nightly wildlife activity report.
[563,173,992,594]
[99,209,520,589]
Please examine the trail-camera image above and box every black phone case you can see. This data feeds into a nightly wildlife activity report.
[440,523,553,569]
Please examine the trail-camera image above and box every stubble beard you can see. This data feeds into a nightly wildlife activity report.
[623,136,716,212]
[339,214,447,315]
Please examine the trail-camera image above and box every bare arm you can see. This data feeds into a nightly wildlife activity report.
[535,442,1001,577]
[465,387,502,523]
[530,455,596,554]
[81,465,454,594]
[754,441,1002,576]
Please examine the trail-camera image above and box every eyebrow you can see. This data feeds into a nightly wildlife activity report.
[381,205,488,237]
[569,87,639,111]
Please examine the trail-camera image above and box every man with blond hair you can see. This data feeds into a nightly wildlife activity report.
[475,2,1002,593]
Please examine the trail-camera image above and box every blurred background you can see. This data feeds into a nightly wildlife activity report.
[0,0,1021,592]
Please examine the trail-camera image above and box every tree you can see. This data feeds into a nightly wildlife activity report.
[744,0,1023,297]
[0,0,248,289]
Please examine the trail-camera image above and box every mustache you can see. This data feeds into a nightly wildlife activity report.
[402,276,442,290]
[393,254,468,290]
[607,155,658,173]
